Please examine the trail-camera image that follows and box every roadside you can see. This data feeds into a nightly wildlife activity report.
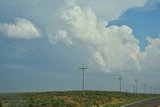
[120,96,160,107]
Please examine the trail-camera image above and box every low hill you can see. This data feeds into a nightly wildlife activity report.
[0,91,158,107]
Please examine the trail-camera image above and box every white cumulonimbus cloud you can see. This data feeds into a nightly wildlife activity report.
[52,0,160,73]
[54,1,142,73]
[0,18,40,39]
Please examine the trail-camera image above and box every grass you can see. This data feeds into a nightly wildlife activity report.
[0,91,158,107]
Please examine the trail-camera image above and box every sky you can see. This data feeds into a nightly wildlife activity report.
[0,0,160,93]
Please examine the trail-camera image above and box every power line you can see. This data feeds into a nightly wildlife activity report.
[0,36,84,70]
[0,43,78,73]
[0,35,82,67]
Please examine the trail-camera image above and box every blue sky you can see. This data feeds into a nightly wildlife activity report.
[109,3,160,50]
[0,0,160,93]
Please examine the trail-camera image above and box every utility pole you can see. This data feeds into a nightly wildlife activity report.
[79,64,88,98]
[134,79,138,93]
[154,88,156,94]
[118,76,123,92]
[143,84,147,94]
[150,87,152,94]
[157,88,159,94]
[133,85,136,93]
[156,88,159,94]
[36,85,38,92]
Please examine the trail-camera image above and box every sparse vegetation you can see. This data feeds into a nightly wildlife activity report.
[0,91,158,107]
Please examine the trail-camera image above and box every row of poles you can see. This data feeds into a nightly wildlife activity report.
[119,77,160,94]
[79,64,159,98]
